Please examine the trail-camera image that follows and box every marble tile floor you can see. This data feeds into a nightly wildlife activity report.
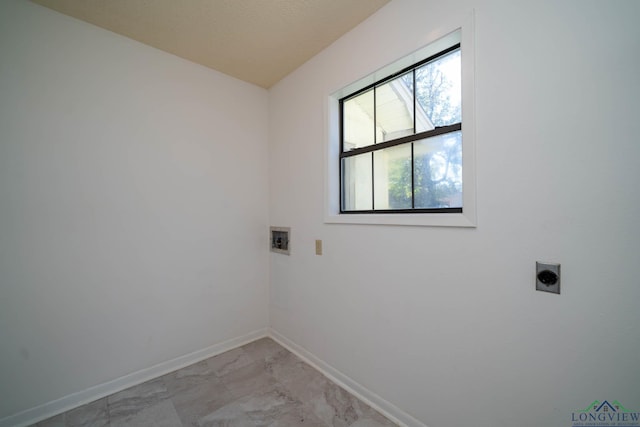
[32,338,398,427]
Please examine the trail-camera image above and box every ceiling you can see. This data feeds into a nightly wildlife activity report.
[31,0,390,88]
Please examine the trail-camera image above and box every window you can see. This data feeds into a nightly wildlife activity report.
[340,45,462,214]
[325,20,476,227]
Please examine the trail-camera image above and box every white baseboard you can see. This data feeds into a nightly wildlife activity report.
[3,327,426,427]
[1,328,268,427]
[268,328,428,427]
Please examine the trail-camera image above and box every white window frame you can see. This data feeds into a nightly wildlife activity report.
[324,12,476,227]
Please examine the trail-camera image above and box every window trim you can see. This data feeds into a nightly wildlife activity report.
[324,11,476,227]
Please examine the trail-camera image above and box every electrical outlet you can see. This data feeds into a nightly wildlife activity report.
[536,262,560,294]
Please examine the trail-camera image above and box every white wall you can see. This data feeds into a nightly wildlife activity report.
[269,1,640,426]
[0,0,269,420]
[2,0,639,425]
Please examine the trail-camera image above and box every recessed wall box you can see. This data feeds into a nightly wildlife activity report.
[536,262,560,294]
[270,227,290,255]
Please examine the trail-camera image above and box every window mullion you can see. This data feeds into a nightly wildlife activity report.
[339,99,344,211]
[411,143,415,209]
[412,69,416,209]
[370,152,375,210]
[372,87,377,209]
[373,86,377,145]
[412,69,416,135]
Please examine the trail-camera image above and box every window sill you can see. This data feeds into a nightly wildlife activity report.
[324,211,476,227]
